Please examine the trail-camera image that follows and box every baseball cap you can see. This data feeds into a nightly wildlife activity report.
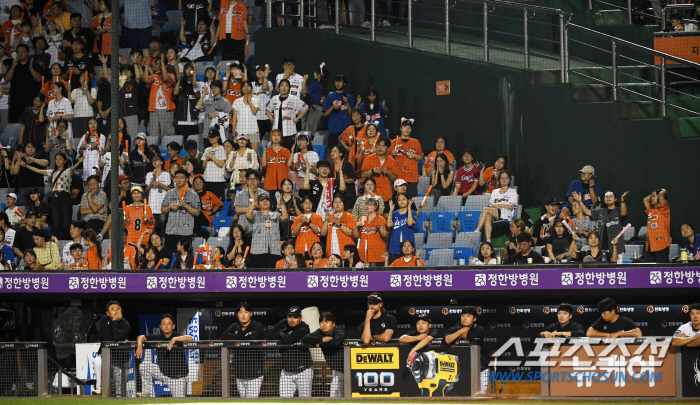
[7,193,17,200]
[579,165,595,175]
[135,132,147,141]
[207,128,219,138]
[394,179,407,188]
[131,186,143,194]
[286,306,302,317]
[257,193,270,202]
[118,174,130,183]
[236,133,249,141]
[417,313,431,323]
[367,292,382,303]
[255,64,269,71]
[29,187,41,195]
[25,211,37,218]
[545,198,561,207]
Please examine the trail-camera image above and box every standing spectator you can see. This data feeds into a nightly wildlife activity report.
[351,177,385,220]
[11,142,48,206]
[532,198,560,246]
[0,0,20,27]
[244,192,286,268]
[576,190,627,260]
[214,0,248,64]
[80,175,107,231]
[4,192,23,227]
[386,193,424,264]
[643,188,670,263]
[119,0,153,58]
[19,94,48,150]
[202,129,227,200]
[173,62,200,138]
[6,45,42,123]
[196,80,233,141]
[561,165,600,218]
[275,178,299,242]
[144,36,162,68]
[46,82,74,140]
[94,74,111,135]
[150,0,167,37]
[299,159,346,215]
[68,68,96,139]
[226,134,259,192]
[126,133,154,184]
[423,135,456,176]
[356,86,388,137]
[179,18,213,62]
[453,149,481,201]
[289,133,319,191]
[275,56,304,98]
[260,129,290,192]
[12,210,38,261]
[67,0,93,28]
[233,169,264,219]
[352,198,388,267]
[161,169,202,258]
[90,0,115,65]
[0,61,8,129]
[64,38,94,90]
[361,137,399,204]
[339,109,365,176]
[291,196,322,255]
[221,62,243,114]
[320,195,355,258]
[474,171,517,243]
[0,211,14,248]
[303,62,329,139]
[118,63,140,136]
[76,118,105,181]
[681,223,700,261]
[50,2,72,31]
[389,118,422,197]
[11,22,35,55]
[478,155,507,194]
[231,81,260,151]
[0,5,22,57]
[179,0,211,37]
[266,79,308,150]
[569,200,595,252]
[546,218,572,262]
[44,20,63,67]
[163,142,182,172]
[252,64,273,138]
[143,55,176,140]
[32,229,60,269]
[144,154,171,233]
[125,186,154,247]
[322,74,353,154]
[0,148,11,189]
[356,122,379,171]
[61,13,92,62]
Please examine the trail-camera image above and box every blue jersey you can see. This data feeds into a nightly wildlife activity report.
[563,180,600,209]
[687,233,700,260]
[388,209,416,255]
[357,102,387,137]
[306,82,323,104]
[322,92,354,133]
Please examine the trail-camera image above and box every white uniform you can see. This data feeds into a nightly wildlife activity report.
[279,367,313,398]
[78,132,107,181]
[274,73,304,98]
[251,80,273,120]
[266,95,308,138]
[488,187,519,221]
[674,321,700,338]
[46,97,74,137]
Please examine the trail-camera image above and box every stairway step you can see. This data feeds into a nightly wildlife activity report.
[526,69,561,86]
[619,101,696,119]
[670,117,700,138]
[594,10,630,26]
[572,84,613,102]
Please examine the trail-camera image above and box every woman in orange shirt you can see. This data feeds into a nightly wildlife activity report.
[276,241,296,268]
[352,198,388,267]
[261,129,290,192]
[356,123,379,174]
[308,242,328,268]
[291,196,323,255]
[478,155,508,194]
[321,195,356,257]
[644,188,670,263]
[82,229,103,270]
[340,110,366,171]
[390,240,425,267]
[390,119,424,196]
[422,135,456,176]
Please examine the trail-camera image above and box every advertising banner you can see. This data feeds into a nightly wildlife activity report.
[681,347,700,397]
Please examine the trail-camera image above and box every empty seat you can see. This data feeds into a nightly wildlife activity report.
[414,236,424,252]
[453,247,473,264]
[312,144,326,159]
[427,249,454,266]
[429,211,456,236]
[456,231,481,253]
[417,177,431,196]
[463,194,490,211]
[435,195,462,214]
[1,123,20,144]
[457,210,480,233]
[213,216,233,231]
[208,236,231,249]
[669,244,679,260]
[622,226,635,242]
[426,232,452,249]
[161,135,184,149]
[637,226,648,239]
[415,212,429,234]
[413,196,434,217]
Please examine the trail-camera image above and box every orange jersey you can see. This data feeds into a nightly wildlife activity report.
[164,157,182,172]
[292,213,323,254]
[276,258,287,268]
[357,135,379,167]
[91,13,117,55]
[390,256,425,267]
[482,167,500,193]
[325,211,356,256]
[224,78,242,106]
[42,79,69,103]
[390,137,422,183]
[358,214,387,263]
[423,150,456,174]
[308,258,328,268]
[263,147,290,191]
[124,204,154,246]
[85,246,102,270]
[646,203,670,252]
[361,154,400,202]
[218,0,247,41]
[124,244,138,269]
[1,19,22,56]
[199,191,224,225]
[147,73,176,111]
[339,124,366,170]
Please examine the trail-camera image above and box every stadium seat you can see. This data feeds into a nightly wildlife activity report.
[426,232,452,249]
[208,236,231,249]
[457,210,480,233]
[453,247,473,264]
[162,10,181,33]
[59,240,72,254]
[622,226,635,242]
[670,244,679,260]
[312,130,328,145]
[415,212,429,234]
[622,245,644,261]
[435,195,462,214]
[1,123,20,144]
[417,176,430,196]
[413,196,434,217]
[455,232,481,253]
[72,205,81,221]
[429,211,456,236]
[161,135,184,149]
[312,144,326,159]
[213,216,233,232]
[414,236,424,252]
[463,194,490,211]
[427,249,454,266]
[193,237,206,249]
[161,150,170,161]
[147,135,160,147]
[637,226,648,239]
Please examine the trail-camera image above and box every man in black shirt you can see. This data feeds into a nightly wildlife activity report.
[12,211,37,260]
[443,305,484,344]
[136,314,192,398]
[303,311,346,398]
[586,297,642,338]
[6,45,42,123]
[93,300,131,395]
[532,198,560,246]
[540,303,585,338]
[64,38,94,90]
[19,94,48,152]
[10,142,49,206]
[504,233,545,264]
[220,302,266,398]
[266,306,313,398]
[361,292,397,344]
[62,13,93,61]
[399,313,440,364]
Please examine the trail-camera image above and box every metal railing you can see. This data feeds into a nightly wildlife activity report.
[661,4,698,31]
[564,23,700,117]
[0,342,47,397]
[588,0,661,25]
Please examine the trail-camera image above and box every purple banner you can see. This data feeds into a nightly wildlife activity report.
[0,266,698,293]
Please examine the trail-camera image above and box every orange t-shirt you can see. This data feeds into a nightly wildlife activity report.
[308,258,328,268]
[357,135,379,169]
[124,244,138,269]
[85,246,102,270]
[164,157,182,172]
[199,191,224,225]
[390,256,425,267]
[361,154,400,202]
[358,214,387,263]
[390,137,422,183]
[292,213,323,253]
[147,73,176,111]
[646,203,670,252]
[224,78,242,106]
[124,204,154,247]
[276,258,287,268]
[482,167,500,193]
[218,0,247,41]
[325,211,356,256]
[263,147,290,191]
[1,19,21,56]
[42,79,69,104]
[340,124,366,170]
[91,13,116,55]
[423,150,456,174]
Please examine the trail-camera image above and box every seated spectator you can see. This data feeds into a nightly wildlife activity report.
[644,188,670,263]
[586,297,642,338]
[193,175,223,236]
[475,170,517,242]
[429,153,453,201]
[227,134,260,192]
[137,233,169,268]
[80,175,108,232]
[671,12,685,31]
[671,303,700,347]
[58,221,86,270]
[475,241,497,265]
[478,155,507,194]
[575,190,627,260]
[569,231,618,263]
[172,237,195,269]
[390,118,423,197]
[399,313,440,363]
[32,229,60,269]
[20,249,44,271]
[31,37,50,69]
[681,223,700,261]
[245,193,287,268]
[361,137,399,203]
[0,212,14,249]
[352,198,388,267]
[545,218,572,262]
[68,244,87,270]
[226,224,248,264]
[13,211,38,261]
[0,227,14,267]
[389,239,424,267]
[453,149,481,201]
[136,314,192,398]
[423,135,455,176]
[289,133,319,191]
[569,201,595,251]
[343,243,364,268]
[5,192,24,227]
[503,219,525,259]
[291,196,323,255]
[140,246,162,269]
[308,241,328,268]
[539,303,585,338]
[320,195,356,258]
[386,193,425,263]
[276,241,295,268]
[164,142,183,172]
[504,232,544,264]
[561,165,600,218]
[144,154,172,234]
[184,158,204,186]
[532,198,560,246]
[27,188,49,229]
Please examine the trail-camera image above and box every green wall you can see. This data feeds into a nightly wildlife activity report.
[257,28,698,243]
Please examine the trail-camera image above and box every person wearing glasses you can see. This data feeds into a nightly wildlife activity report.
[92,301,131,396]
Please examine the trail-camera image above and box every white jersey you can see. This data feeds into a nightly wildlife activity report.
[275,73,304,98]
[267,94,308,137]
[78,132,106,181]
[674,321,700,338]
[47,97,74,137]
[209,112,231,143]
[251,80,273,120]
[145,170,172,214]
[488,187,518,221]
[62,238,87,267]
[232,96,260,135]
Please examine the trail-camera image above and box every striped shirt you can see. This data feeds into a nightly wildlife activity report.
[161,187,202,236]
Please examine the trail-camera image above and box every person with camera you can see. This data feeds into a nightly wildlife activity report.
[561,165,600,218]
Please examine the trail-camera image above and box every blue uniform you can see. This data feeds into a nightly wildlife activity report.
[388,209,416,255]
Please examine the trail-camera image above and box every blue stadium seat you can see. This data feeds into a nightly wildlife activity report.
[453,247,473,264]
[161,150,170,161]
[213,216,233,231]
[457,210,480,233]
[415,212,428,234]
[429,211,456,236]
[179,149,187,158]
[312,144,326,159]
[427,249,454,266]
